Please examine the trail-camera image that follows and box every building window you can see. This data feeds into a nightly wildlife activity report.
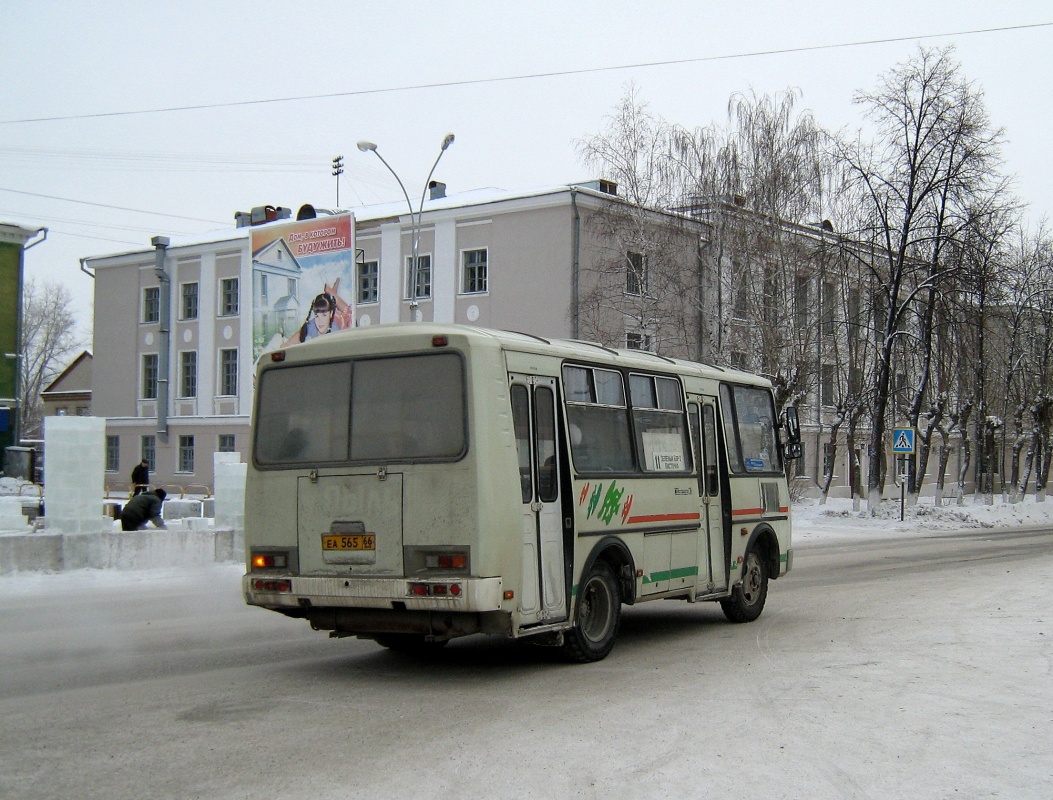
[220,278,239,316]
[181,282,198,320]
[180,351,197,398]
[142,354,159,399]
[260,273,269,303]
[822,442,837,478]
[220,348,238,396]
[55,407,68,416]
[794,442,808,476]
[405,254,431,300]
[461,248,488,294]
[822,281,835,336]
[625,332,652,351]
[218,434,236,453]
[358,260,379,304]
[76,406,89,416]
[730,351,748,370]
[821,363,835,407]
[106,435,120,472]
[626,252,647,296]
[794,275,810,330]
[141,435,155,472]
[143,287,160,323]
[178,435,195,473]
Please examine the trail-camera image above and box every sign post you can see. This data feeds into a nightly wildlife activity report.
[891,427,916,521]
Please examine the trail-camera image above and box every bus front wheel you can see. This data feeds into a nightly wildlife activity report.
[720,549,768,623]
[563,560,621,662]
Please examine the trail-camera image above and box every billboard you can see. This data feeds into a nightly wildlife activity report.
[250,213,355,361]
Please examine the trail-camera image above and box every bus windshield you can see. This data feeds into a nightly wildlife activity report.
[254,352,466,466]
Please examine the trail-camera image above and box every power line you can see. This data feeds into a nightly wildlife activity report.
[0,207,197,236]
[0,146,398,186]
[2,22,1049,125]
[0,187,225,224]
[46,229,156,247]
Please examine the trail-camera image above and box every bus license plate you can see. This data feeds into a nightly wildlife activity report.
[322,534,376,551]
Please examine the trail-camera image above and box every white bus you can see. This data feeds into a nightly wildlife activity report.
[243,324,801,662]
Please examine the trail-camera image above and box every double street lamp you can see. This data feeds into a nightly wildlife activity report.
[356,133,455,319]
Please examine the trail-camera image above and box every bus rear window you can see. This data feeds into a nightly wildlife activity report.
[254,353,466,466]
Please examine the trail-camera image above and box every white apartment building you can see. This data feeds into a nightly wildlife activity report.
[87,181,703,491]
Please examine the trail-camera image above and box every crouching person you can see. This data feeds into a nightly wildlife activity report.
[119,488,168,531]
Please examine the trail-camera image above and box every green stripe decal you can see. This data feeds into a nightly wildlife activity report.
[572,564,701,594]
[642,565,698,584]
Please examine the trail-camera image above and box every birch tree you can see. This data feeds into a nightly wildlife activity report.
[18,277,84,439]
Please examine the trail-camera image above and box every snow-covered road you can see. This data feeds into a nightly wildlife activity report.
[1,519,1050,800]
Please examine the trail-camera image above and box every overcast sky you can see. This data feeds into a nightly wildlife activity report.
[3,1,1051,335]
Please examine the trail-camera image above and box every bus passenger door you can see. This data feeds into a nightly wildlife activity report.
[690,397,728,593]
[510,375,567,624]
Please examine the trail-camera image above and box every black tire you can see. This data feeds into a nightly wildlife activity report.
[720,549,769,623]
[563,560,621,663]
[373,634,448,654]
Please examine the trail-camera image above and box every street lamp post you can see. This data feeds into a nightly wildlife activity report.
[356,134,455,320]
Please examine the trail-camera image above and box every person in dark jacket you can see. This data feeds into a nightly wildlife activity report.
[119,488,167,531]
[131,459,150,496]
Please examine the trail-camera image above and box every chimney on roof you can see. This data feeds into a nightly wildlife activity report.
[429,180,446,200]
[574,179,619,196]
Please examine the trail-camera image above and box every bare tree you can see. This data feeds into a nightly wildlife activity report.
[18,278,83,439]
[577,88,706,353]
[998,223,1053,501]
[835,46,1006,511]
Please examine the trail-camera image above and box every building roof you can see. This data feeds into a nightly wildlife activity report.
[78,181,640,265]
[41,350,93,396]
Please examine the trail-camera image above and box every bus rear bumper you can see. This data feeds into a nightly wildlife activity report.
[242,574,504,614]
[243,575,509,639]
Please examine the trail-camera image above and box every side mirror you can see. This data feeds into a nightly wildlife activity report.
[783,406,802,460]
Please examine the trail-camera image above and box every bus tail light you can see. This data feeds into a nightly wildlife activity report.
[409,582,462,598]
[252,579,292,592]
[251,551,289,570]
[424,552,467,569]
[409,547,469,574]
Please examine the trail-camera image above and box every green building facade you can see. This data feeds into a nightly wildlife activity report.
[0,223,47,455]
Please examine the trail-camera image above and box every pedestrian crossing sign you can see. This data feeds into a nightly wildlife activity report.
[892,427,916,454]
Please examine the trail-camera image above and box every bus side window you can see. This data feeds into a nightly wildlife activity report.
[630,374,691,473]
[562,365,634,473]
[719,384,744,473]
[535,386,557,502]
[701,404,719,496]
[511,384,532,503]
[689,403,703,490]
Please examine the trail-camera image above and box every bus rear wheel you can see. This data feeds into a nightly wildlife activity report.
[563,560,621,663]
[720,549,768,623]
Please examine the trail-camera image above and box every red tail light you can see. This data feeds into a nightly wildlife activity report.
[252,579,292,592]
[408,582,463,598]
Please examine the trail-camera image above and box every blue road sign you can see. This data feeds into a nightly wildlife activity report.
[892,427,916,454]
